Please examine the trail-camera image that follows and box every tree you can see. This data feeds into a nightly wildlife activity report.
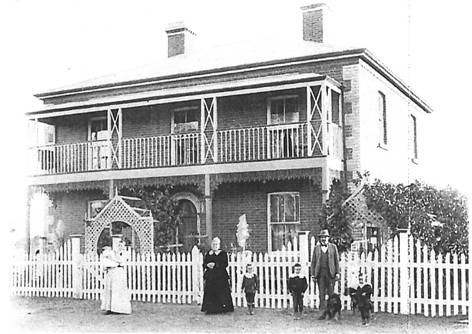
[319,179,353,253]
[363,179,468,256]
[120,185,182,248]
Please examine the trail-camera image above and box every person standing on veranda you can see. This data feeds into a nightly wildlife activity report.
[310,229,340,320]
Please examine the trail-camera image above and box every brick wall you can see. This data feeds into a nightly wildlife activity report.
[122,105,173,138]
[342,63,361,191]
[167,33,185,58]
[51,190,107,238]
[212,179,322,252]
[303,9,323,43]
[54,114,89,144]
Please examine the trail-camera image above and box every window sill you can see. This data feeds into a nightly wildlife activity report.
[377,143,388,151]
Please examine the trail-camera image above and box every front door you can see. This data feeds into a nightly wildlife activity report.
[177,200,199,252]
[267,96,300,159]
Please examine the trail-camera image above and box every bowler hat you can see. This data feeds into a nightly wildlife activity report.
[318,229,330,237]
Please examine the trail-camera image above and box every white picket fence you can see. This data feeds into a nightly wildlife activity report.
[10,239,74,298]
[9,233,469,317]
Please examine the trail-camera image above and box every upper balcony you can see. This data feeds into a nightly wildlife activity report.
[28,73,344,182]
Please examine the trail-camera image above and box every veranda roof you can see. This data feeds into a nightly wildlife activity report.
[28,72,337,117]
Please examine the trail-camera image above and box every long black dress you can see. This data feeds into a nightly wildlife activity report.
[201,250,234,314]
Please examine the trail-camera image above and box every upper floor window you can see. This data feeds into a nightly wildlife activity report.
[172,107,199,133]
[331,90,341,125]
[410,114,418,161]
[268,192,300,251]
[268,96,299,125]
[378,91,387,147]
[88,117,109,141]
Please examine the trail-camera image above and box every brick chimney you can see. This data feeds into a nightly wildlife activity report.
[301,3,331,43]
[165,22,196,57]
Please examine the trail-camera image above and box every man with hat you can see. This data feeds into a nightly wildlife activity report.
[310,229,340,319]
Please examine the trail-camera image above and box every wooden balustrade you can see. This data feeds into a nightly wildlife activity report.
[217,123,308,162]
[30,124,343,175]
[29,140,109,175]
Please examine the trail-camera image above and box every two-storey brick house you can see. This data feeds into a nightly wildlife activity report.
[26,3,431,253]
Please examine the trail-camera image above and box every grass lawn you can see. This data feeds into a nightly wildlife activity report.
[8,296,468,333]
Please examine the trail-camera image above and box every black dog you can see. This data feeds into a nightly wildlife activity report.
[320,293,342,320]
[356,284,374,325]
[347,287,359,314]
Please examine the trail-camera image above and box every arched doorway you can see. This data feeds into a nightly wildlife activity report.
[97,221,140,254]
[177,199,199,252]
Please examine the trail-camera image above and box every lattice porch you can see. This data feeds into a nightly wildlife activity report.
[84,194,153,254]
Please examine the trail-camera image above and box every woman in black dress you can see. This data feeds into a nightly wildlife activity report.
[201,237,234,314]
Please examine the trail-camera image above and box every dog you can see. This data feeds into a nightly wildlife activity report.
[356,284,374,325]
[320,293,342,320]
[346,287,359,314]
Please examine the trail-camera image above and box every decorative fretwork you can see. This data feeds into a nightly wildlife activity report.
[107,108,122,168]
[200,97,217,163]
[84,194,153,254]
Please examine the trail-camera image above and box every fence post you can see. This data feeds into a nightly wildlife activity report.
[299,231,310,276]
[191,246,202,304]
[398,229,410,314]
[71,234,83,299]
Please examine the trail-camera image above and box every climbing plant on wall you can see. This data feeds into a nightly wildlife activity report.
[363,179,468,256]
[319,178,353,253]
[120,185,182,249]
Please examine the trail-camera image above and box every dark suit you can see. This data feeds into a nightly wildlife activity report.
[310,243,340,310]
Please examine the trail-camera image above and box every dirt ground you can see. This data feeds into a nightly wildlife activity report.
[7,296,469,333]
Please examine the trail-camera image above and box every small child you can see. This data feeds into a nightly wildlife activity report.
[241,263,259,315]
[288,263,308,319]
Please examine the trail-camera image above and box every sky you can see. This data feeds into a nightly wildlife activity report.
[0,0,470,244]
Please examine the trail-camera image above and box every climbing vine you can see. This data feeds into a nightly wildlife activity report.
[319,178,353,253]
[120,185,182,249]
[363,179,468,256]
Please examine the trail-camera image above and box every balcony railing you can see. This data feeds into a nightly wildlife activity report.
[217,123,308,162]
[29,123,343,176]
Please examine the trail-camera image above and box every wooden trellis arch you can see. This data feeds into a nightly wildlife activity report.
[84,194,154,254]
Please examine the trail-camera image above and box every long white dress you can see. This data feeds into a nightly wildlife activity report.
[100,249,131,314]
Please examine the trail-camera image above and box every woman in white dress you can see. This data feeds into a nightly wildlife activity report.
[100,245,131,314]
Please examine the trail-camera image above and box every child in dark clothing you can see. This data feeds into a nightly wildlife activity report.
[288,263,308,319]
[241,263,259,315]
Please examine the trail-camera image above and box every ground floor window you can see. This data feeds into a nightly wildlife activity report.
[87,200,108,219]
[268,192,300,251]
